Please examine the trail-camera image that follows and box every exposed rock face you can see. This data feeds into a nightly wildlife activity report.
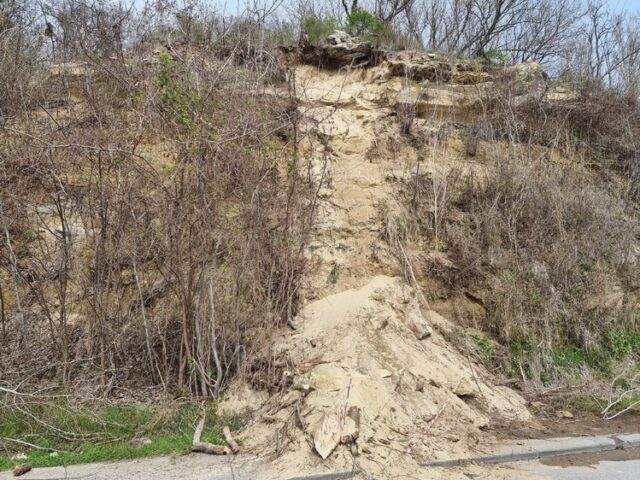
[281,31,382,69]
[326,30,352,46]
[281,34,551,103]
[387,56,453,82]
[502,62,550,100]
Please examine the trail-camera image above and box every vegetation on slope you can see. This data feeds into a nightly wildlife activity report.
[400,82,640,390]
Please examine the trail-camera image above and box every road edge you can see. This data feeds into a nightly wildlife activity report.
[422,433,640,467]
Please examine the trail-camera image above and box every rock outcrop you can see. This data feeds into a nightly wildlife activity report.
[281,30,382,69]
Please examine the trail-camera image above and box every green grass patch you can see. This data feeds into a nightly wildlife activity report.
[505,326,640,384]
[471,334,496,364]
[0,401,223,471]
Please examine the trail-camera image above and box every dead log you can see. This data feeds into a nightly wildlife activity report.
[192,414,229,455]
[192,442,229,455]
[222,426,240,454]
[13,464,31,477]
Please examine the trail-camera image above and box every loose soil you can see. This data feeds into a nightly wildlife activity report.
[222,65,535,480]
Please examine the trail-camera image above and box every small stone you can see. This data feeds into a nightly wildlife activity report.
[310,338,317,347]
[556,410,574,419]
[292,380,312,395]
[415,376,426,392]
[350,443,361,456]
[406,310,432,340]
[129,437,152,448]
[530,401,546,408]
[313,413,341,459]
[378,369,393,378]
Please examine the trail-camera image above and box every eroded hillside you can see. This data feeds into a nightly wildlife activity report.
[2,22,639,476]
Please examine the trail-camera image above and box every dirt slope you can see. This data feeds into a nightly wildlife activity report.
[224,65,533,479]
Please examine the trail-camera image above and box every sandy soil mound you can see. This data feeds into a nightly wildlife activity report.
[223,65,533,479]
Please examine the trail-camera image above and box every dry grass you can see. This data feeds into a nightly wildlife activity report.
[401,81,640,384]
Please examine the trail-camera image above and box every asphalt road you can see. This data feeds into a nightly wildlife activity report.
[514,447,640,479]
[525,459,640,479]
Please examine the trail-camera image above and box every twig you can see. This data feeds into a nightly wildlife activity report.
[339,377,353,442]
[0,386,66,399]
[602,371,640,419]
[405,380,461,455]
[295,399,307,431]
[0,437,72,454]
[603,398,640,420]
[466,355,484,397]
[222,426,240,454]
[0,283,5,340]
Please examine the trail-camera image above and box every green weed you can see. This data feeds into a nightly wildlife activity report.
[302,16,338,43]
[471,334,496,363]
[0,401,223,471]
[327,261,340,284]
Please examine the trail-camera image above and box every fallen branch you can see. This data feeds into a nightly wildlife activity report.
[1,437,72,454]
[192,414,229,455]
[222,426,240,454]
[602,371,640,420]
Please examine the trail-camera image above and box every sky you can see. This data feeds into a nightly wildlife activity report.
[131,0,640,14]
[612,0,640,12]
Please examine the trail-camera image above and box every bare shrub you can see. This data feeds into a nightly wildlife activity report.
[418,153,639,381]
[472,77,640,206]
[0,1,315,397]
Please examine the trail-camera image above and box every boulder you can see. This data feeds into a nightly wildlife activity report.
[281,31,382,69]
[312,407,362,459]
[326,30,353,46]
[405,309,432,340]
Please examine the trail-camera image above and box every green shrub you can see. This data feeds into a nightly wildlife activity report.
[604,327,640,359]
[481,47,507,64]
[157,51,201,131]
[346,8,383,37]
[302,16,338,43]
